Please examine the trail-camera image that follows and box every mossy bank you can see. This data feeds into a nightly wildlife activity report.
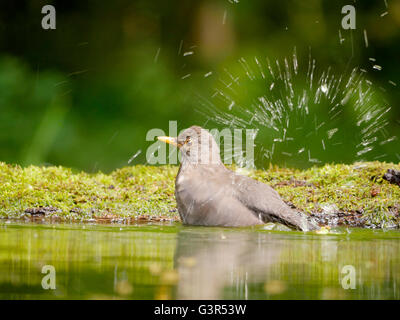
[0,161,399,228]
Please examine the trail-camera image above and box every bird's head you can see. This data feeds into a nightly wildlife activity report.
[158,126,222,165]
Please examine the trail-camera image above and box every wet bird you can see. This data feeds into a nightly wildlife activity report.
[158,126,319,231]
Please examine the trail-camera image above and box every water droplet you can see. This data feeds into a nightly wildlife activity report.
[327,128,338,139]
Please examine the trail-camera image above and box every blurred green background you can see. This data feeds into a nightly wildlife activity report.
[0,0,399,172]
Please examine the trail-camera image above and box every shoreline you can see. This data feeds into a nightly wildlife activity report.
[1,161,399,229]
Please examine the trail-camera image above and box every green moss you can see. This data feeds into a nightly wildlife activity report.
[0,161,399,227]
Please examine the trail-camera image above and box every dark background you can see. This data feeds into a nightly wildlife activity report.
[0,0,399,172]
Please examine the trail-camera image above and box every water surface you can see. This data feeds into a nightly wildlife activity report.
[0,221,399,299]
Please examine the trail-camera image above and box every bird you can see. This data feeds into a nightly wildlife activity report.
[158,126,319,231]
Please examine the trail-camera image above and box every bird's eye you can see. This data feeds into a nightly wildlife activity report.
[185,137,192,145]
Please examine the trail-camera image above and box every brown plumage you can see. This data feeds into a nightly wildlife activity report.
[158,126,319,231]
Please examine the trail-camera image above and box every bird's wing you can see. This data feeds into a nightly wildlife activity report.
[175,165,263,226]
[231,172,319,231]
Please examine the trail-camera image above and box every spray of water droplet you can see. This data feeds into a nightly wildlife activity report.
[196,49,395,168]
[128,150,142,164]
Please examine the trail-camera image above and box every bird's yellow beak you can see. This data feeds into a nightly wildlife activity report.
[157,136,178,147]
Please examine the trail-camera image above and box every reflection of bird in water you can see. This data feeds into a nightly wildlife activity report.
[158,126,318,231]
[173,228,283,299]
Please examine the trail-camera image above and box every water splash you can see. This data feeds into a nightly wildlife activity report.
[197,49,395,168]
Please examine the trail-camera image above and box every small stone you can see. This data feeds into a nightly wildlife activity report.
[383,169,400,186]
[24,206,60,216]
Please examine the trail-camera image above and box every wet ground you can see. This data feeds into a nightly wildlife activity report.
[0,220,399,299]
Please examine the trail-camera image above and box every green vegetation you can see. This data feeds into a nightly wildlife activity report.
[0,161,399,228]
[1,1,399,171]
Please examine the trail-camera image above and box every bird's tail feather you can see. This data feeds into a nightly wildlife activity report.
[268,204,320,232]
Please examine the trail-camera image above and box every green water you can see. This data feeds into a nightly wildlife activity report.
[0,221,399,300]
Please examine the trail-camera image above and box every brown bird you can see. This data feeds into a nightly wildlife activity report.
[158,126,319,231]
